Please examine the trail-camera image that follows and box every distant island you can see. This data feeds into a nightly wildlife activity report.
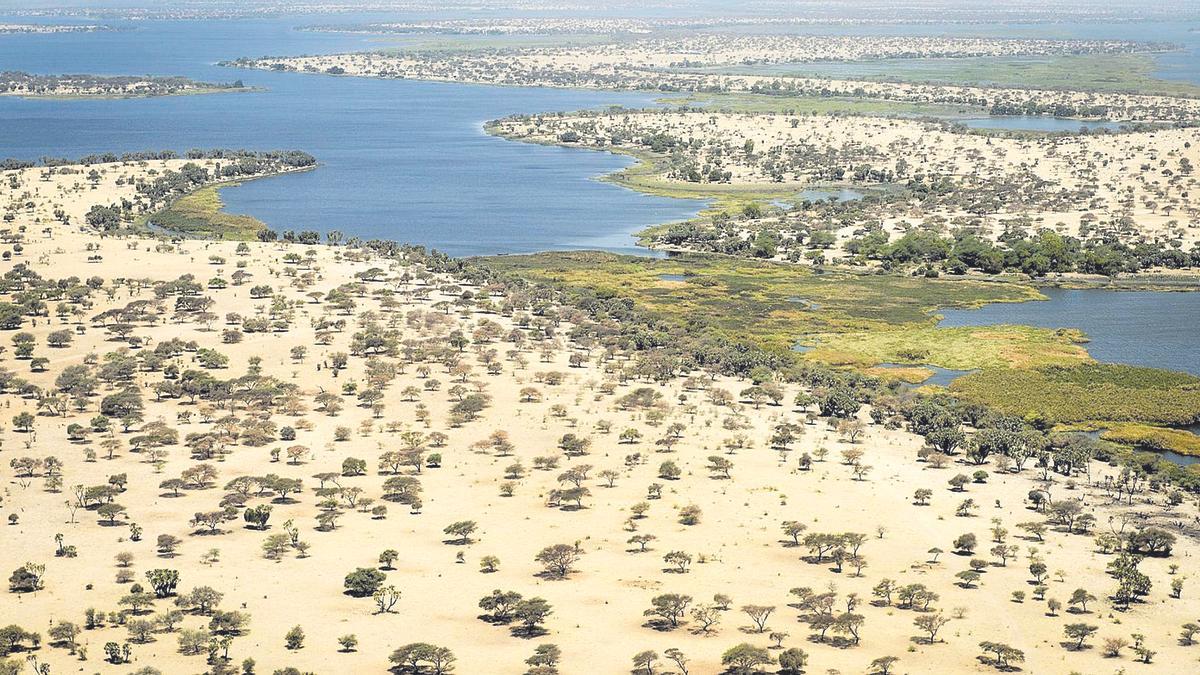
[0,22,113,34]
[0,71,254,99]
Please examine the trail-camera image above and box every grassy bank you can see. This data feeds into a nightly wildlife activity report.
[951,364,1200,426]
[489,251,1200,428]
[142,182,267,240]
[485,122,793,216]
[801,324,1089,371]
[1097,423,1200,457]
[482,250,1042,353]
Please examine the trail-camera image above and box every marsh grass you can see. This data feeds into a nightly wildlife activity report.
[483,250,1042,352]
[142,182,266,241]
[951,364,1200,426]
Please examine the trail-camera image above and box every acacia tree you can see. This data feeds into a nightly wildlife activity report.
[389,643,456,674]
[145,568,179,598]
[914,613,950,644]
[979,641,1024,670]
[1064,623,1097,650]
[344,568,386,597]
[721,643,773,673]
[535,544,581,579]
[645,594,692,628]
[443,520,477,545]
[374,585,401,614]
[513,598,553,637]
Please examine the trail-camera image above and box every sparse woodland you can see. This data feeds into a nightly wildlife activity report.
[0,158,1198,674]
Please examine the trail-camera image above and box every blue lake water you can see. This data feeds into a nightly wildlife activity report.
[1,15,1199,256]
[957,117,1127,132]
[937,288,1200,377]
[0,15,705,256]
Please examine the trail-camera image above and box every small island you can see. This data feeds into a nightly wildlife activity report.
[0,71,254,99]
[0,23,112,34]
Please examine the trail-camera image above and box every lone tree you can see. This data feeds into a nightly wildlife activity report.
[343,567,386,597]
[145,568,179,598]
[389,643,456,674]
[513,597,553,636]
[778,648,808,674]
[632,650,658,675]
[1064,623,1098,650]
[535,544,581,579]
[914,613,950,644]
[443,520,478,545]
[285,625,305,650]
[979,641,1024,670]
[741,605,775,633]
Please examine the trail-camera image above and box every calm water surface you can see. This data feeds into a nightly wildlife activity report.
[938,288,1200,377]
[0,15,705,255]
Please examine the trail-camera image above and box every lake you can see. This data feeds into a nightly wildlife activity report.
[937,287,1200,377]
[4,16,1200,254]
[0,15,706,256]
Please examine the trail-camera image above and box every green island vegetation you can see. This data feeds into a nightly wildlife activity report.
[491,108,1199,278]
[654,92,987,117]
[0,71,253,99]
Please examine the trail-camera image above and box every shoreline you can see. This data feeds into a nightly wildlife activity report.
[483,121,1200,288]
[0,85,262,101]
[139,164,316,240]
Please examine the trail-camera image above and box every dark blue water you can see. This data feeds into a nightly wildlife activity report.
[0,15,705,255]
[938,288,1200,376]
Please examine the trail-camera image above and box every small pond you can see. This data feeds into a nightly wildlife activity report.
[957,117,1127,133]
[796,187,866,203]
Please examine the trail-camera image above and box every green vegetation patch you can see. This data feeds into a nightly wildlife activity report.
[802,324,1089,371]
[1098,423,1200,457]
[492,251,1199,428]
[483,250,1040,352]
[951,363,1200,426]
[143,183,265,241]
[862,365,936,384]
[717,53,1200,98]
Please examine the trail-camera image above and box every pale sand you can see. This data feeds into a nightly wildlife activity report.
[1,160,1198,674]
[493,110,1200,256]
[227,36,1200,123]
